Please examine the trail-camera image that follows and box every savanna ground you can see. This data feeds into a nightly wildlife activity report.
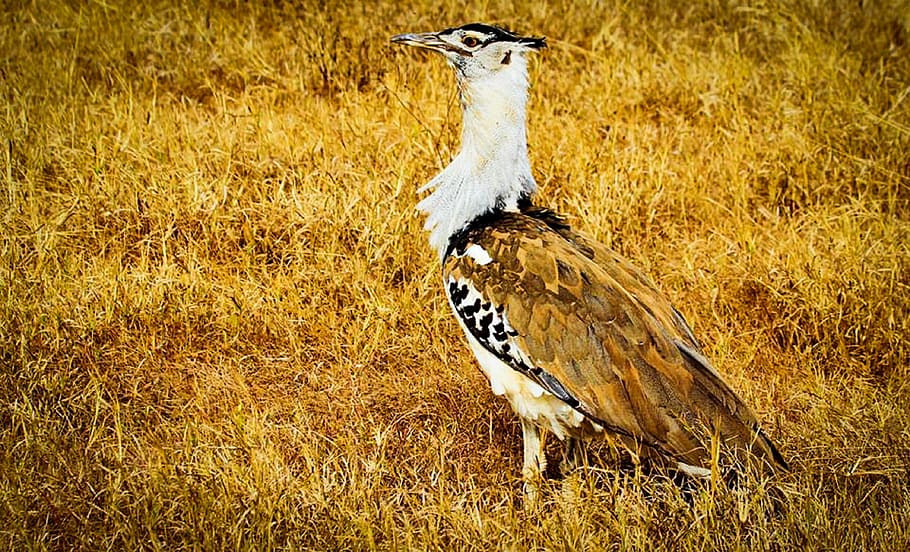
[2,0,910,549]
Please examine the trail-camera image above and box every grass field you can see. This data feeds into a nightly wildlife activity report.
[2,0,909,549]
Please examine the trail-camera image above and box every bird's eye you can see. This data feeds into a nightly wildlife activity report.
[462,36,480,48]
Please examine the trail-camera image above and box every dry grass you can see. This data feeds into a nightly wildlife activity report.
[2,0,910,549]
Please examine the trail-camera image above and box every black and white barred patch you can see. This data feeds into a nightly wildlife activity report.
[446,275,582,409]
[447,276,519,361]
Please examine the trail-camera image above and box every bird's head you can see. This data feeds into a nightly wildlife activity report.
[392,24,545,255]
[391,23,546,83]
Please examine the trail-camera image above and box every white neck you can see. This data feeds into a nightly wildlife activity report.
[417,57,537,259]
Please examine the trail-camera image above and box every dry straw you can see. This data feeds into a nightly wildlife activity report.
[1,1,908,549]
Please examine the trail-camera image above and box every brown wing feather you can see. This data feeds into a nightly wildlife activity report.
[445,211,785,470]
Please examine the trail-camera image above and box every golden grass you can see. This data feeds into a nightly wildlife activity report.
[2,0,909,549]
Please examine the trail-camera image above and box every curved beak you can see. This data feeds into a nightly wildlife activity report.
[391,31,467,55]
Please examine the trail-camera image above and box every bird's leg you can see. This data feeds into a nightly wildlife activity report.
[559,437,586,519]
[558,437,587,506]
[520,418,547,506]
[561,437,586,477]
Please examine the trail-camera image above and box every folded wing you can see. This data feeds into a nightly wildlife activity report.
[445,210,786,470]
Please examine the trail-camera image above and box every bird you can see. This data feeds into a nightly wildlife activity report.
[391,23,787,500]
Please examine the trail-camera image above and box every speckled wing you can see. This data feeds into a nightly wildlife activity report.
[444,211,785,469]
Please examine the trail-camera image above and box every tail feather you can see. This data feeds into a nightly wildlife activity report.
[754,425,789,471]
[674,340,788,472]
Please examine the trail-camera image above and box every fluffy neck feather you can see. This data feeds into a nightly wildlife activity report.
[417,56,537,259]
